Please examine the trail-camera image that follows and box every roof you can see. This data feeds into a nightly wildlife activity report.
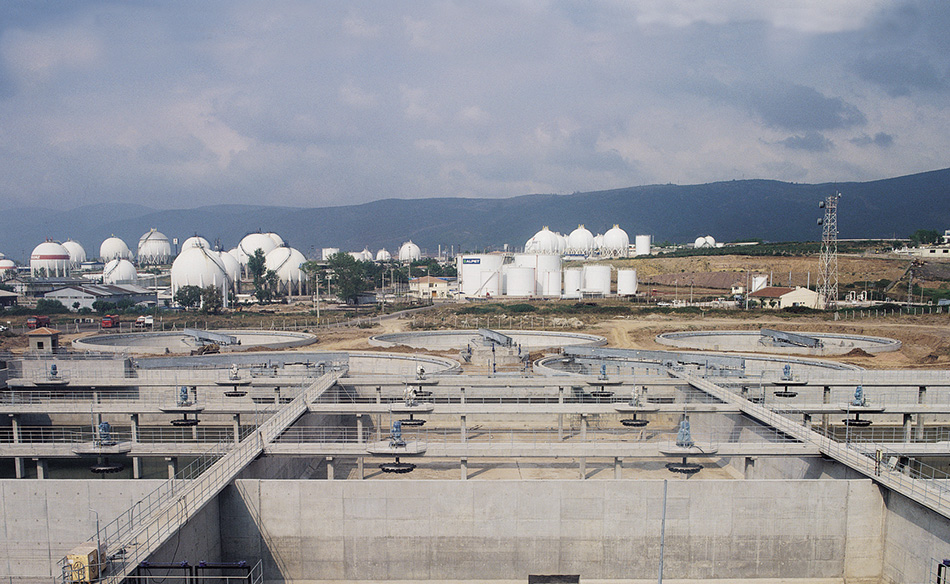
[750,286,797,298]
[0,289,17,298]
[45,284,152,297]
[410,276,449,284]
[26,327,61,336]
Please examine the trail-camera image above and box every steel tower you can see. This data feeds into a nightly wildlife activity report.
[817,192,841,310]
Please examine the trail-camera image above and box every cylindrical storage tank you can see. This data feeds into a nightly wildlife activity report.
[535,254,562,296]
[137,229,172,265]
[100,236,132,262]
[458,254,505,297]
[583,264,611,296]
[62,240,87,268]
[321,248,340,261]
[102,259,138,284]
[635,235,652,256]
[617,269,638,296]
[562,268,583,299]
[30,241,71,277]
[504,266,536,296]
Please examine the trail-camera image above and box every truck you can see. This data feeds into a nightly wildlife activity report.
[101,314,120,329]
[134,315,154,328]
[26,315,51,329]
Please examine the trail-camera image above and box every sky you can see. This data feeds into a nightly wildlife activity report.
[1,1,949,210]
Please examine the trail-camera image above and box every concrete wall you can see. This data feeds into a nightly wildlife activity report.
[0,480,163,581]
[882,490,950,583]
[221,478,883,582]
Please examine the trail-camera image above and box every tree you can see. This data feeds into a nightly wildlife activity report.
[327,252,371,304]
[201,285,223,314]
[92,300,118,314]
[35,299,69,314]
[174,285,202,310]
[247,248,267,290]
[910,229,941,246]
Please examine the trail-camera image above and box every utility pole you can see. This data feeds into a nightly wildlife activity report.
[818,192,841,310]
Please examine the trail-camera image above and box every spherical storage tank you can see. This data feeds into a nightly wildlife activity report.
[525,227,560,254]
[236,233,279,266]
[137,228,172,265]
[603,225,630,257]
[100,236,132,262]
[171,246,230,306]
[218,250,241,284]
[102,259,138,284]
[30,240,71,277]
[62,240,87,268]
[694,235,716,249]
[635,235,652,256]
[582,264,611,296]
[398,241,421,262]
[504,266,536,296]
[0,259,15,280]
[182,236,211,250]
[265,247,306,290]
[562,268,583,299]
[457,254,504,297]
[617,269,638,296]
[568,225,595,254]
[376,248,392,262]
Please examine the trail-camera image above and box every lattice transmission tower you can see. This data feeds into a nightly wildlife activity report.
[817,192,841,310]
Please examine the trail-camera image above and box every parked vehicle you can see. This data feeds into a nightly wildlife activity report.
[27,315,51,329]
[134,315,154,328]
[101,314,120,329]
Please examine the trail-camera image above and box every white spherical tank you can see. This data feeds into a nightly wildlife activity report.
[526,227,560,254]
[182,236,211,250]
[504,266,536,296]
[594,234,604,249]
[635,234,652,256]
[562,268,583,298]
[236,233,279,266]
[321,248,340,261]
[100,236,132,262]
[102,259,138,284]
[348,252,363,262]
[583,264,611,296]
[218,251,242,284]
[375,248,392,261]
[62,240,87,268]
[0,258,17,280]
[137,228,172,265]
[705,235,717,247]
[265,247,306,285]
[694,236,708,248]
[31,240,71,277]
[398,241,421,262]
[617,269,638,296]
[568,225,595,254]
[171,246,229,298]
[267,233,284,247]
[603,225,630,257]
[458,254,505,297]
[359,248,373,262]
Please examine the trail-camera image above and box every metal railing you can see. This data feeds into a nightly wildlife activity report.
[60,370,343,584]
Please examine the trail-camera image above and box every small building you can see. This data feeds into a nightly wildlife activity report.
[26,327,61,352]
[750,286,821,309]
[0,289,18,307]
[409,276,451,299]
[44,284,157,312]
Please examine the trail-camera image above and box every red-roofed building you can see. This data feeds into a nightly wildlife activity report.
[750,286,820,309]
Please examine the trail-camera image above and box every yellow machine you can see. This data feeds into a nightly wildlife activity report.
[65,543,101,583]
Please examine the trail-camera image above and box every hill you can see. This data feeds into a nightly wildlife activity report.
[2,168,949,262]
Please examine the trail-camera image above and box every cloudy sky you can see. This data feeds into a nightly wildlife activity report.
[1,1,948,210]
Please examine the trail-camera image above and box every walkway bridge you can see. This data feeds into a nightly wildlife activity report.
[60,370,342,584]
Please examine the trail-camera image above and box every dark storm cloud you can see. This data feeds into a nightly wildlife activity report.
[854,51,946,96]
[744,83,866,132]
[850,132,894,148]
[779,132,833,152]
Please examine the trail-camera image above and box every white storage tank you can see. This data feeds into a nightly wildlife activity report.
[30,240,71,277]
[102,259,138,284]
[562,268,583,299]
[321,248,340,261]
[182,236,211,250]
[62,240,87,268]
[100,236,132,262]
[751,275,768,293]
[583,264,611,296]
[137,229,172,265]
[505,266,536,296]
[535,254,562,297]
[635,234,652,256]
[236,233,279,267]
[617,269,638,296]
[458,254,505,297]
